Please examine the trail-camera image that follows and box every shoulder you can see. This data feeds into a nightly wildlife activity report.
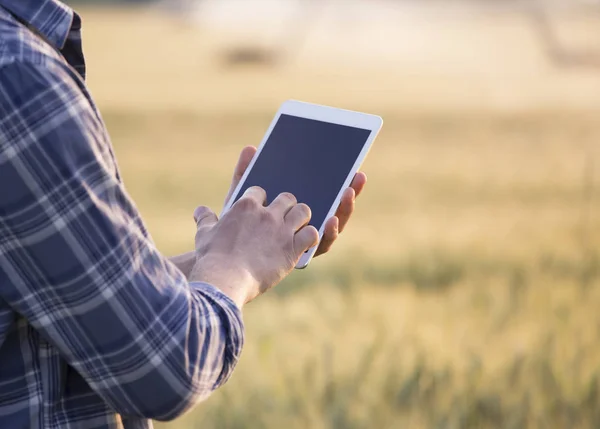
[0,49,96,167]
[0,59,86,128]
[0,10,87,119]
[0,9,70,73]
[0,49,115,185]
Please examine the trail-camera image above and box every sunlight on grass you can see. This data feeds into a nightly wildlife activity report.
[101,109,600,429]
[75,5,600,427]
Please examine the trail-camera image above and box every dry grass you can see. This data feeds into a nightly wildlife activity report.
[107,108,600,429]
[76,4,600,428]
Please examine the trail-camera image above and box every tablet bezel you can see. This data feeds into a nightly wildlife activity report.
[220,99,383,269]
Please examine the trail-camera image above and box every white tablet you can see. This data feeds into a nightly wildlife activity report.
[221,100,383,269]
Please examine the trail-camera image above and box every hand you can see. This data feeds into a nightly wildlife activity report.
[169,252,196,278]
[224,146,367,257]
[315,172,367,256]
[190,188,319,307]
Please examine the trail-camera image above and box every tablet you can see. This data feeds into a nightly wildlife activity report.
[221,100,383,269]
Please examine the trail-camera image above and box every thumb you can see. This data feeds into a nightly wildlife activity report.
[224,146,257,206]
[194,206,218,227]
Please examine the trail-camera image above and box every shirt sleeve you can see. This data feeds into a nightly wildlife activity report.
[0,59,244,421]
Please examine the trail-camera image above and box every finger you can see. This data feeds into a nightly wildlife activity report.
[350,172,367,198]
[335,187,355,234]
[194,206,218,227]
[284,203,312,231]
[269,192,297,217]
[294,225,320,255]
[315,216,339,256]
[224,146,258,205]
[239,186,267,206]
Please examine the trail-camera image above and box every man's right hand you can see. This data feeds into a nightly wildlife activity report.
[188,186,319,308]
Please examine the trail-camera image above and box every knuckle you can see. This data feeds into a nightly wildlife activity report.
[340,200,354,215]
[260,208,277,224]
[249,186,267,196]
[331,223,340,238]
[236,197,259,211]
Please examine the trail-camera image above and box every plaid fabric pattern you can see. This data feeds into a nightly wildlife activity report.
[0,1,244,428]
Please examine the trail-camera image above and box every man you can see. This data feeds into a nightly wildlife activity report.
[0,0,367,428]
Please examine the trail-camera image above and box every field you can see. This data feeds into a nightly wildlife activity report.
[78,3,600,428]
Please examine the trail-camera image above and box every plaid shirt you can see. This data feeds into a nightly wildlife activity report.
[0,1,245,428]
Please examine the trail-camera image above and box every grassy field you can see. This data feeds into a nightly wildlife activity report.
[78,4,600,428]
[111,109,600,429]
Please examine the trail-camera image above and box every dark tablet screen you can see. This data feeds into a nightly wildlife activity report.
[232,114,372,230]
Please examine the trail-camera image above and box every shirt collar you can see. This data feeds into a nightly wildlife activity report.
[0,0,74,50]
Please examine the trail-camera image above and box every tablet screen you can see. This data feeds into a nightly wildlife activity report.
[231,114,372,230]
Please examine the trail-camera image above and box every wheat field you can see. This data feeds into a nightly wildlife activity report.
[76,3,600,428]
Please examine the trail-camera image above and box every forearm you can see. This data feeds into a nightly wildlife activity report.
[7,241,245,420]
[108,272,245,421]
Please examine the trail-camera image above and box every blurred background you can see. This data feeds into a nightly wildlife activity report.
[66,0,600,427]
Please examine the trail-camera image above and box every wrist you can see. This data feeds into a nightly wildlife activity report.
[169,251,196,278]
[189,253,257,309]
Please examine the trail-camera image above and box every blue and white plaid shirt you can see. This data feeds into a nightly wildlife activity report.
[0,1,245,428]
